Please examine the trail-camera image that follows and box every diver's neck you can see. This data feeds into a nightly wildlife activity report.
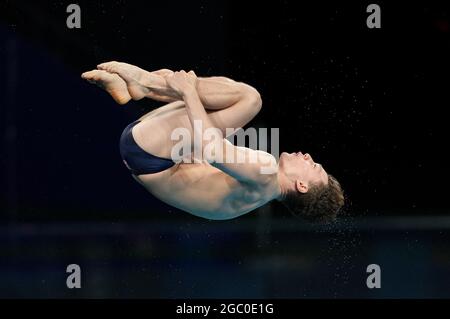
[273,166,287,202]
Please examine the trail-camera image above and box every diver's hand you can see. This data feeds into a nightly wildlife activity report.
[165,70,197,98]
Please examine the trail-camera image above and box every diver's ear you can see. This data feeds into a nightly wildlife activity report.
[295,180,308,193]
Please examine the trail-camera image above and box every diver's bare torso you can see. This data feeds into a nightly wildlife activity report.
[131,101,277,220]
[136,163,271,220]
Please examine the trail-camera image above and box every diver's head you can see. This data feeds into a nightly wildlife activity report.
[278,151,344,223]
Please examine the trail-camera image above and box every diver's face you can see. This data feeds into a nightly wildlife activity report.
[279,151,328,189]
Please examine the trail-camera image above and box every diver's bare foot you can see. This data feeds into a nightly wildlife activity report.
[81,70,131,105]
[97,61,170,100]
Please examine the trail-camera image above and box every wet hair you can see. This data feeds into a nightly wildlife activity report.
[281,174,344,224]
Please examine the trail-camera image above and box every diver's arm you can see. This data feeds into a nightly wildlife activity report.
[167,71,276,184]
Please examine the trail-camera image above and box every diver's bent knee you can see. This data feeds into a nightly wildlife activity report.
[245,86,263,113]
[238,83,262,111]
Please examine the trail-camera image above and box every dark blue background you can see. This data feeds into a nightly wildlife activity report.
[1,0,450,298]
[1,1,448,220]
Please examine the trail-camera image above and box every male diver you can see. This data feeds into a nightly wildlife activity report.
[82,62,344,222]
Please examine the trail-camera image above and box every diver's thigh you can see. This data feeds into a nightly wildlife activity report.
[138,101,185,122]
